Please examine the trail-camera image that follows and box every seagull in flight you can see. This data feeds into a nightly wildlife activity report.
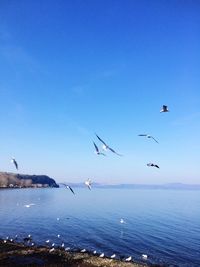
[93,142,106,156]
[147,163,160,169]
[61,183,75,195]
[95,134,122,156]
[138,134,159,144]
[84,178,92,190]
[160,105,169,113]
[11,157,18,170]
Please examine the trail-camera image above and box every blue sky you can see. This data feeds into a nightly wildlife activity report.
[0,0,200,184]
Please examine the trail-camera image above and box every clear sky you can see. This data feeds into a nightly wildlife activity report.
[0,0,200,184]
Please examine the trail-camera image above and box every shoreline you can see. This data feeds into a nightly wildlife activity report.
[0,239,166,267]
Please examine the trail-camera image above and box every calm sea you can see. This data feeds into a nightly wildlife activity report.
[0,188,200,266]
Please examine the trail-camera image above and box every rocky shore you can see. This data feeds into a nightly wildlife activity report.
[0,239,156,267]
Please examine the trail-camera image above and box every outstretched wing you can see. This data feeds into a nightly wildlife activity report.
[69,186,75,194]
[95,134,107,146]
[108,147,123,156]
[151,136,159,143]
[138,134,147,136]
[14,160,18,170]
[93,142,99,152]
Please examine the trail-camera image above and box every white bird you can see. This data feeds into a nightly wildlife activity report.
[57,234,60,238]
[24,203,35,208]
[65,247,70,251]
[61,183,75,195]
[147,163,159,169]
[11,157,18,170]
[93,250,97,254]
[46,240,50,243]
[49,248,55,253]
[138,134,159,144]
[81,249,86,253]
[110,254,116,259]
[160,105,169,113]
[142,254,148,260]
[120,218,125,224]
[61,243,65,248]
[95,134,122,156]
[99,253,104,258]
[84,179,92,190]
[52,243,55,247]
[125,256,132,262]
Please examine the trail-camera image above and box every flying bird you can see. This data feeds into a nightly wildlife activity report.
[138,134,159,144]
[61,183,75,195]
[147,163,160,169]
[84,178,92,190]
[11,157,18,170]
[95,134,122,156]
[93,142,106,156]
[160,105,169,112]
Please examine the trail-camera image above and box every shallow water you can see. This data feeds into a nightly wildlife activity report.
[0,188,200,266]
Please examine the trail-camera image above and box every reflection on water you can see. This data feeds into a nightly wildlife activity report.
[0,188,200,266]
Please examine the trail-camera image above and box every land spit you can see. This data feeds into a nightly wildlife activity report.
[0,239,167,267]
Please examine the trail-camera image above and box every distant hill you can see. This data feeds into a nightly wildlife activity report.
[0,172,59,188]
[60,182,200,190]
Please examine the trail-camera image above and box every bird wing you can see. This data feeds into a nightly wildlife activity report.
[147,163,153,167]
[138,134,147,136]
[151,136,159,143]
[95,134,107,146]
[93,141,99,152]
[155,165,160,168]
[14,160,18,170]
[69,186,75,194]
[108,146,123,156]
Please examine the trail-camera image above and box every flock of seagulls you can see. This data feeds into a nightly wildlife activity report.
[4,105,169,264]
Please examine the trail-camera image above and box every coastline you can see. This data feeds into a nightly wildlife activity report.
[0,239,155,267]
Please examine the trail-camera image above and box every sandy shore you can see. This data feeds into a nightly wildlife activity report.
[0,239,155,267]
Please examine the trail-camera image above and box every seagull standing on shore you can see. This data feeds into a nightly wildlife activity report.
[111,254,116,259]
[147,163,160,169]
[93,142,106,156]
[11,157,18,170]
[95,134,122,156]
[142,254,148,260]
[138,134,159,144]
[125,256,132,262]
[160,105,169,112]
[61,183,75,195]
[84,179,92,190]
